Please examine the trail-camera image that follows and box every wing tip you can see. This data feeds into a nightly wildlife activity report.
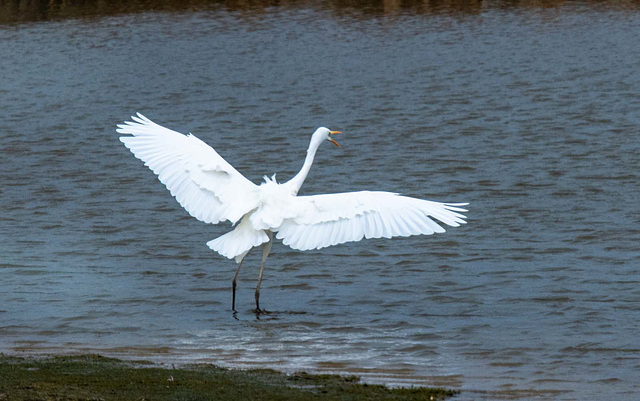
[444,202,469,213]
[118,112,151,126]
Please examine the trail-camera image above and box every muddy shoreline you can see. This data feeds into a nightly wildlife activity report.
[0,353,457,400]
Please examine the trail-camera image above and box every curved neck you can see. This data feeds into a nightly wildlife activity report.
[285,138,322,195]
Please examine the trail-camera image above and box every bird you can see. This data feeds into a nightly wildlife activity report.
[118,113,468,313]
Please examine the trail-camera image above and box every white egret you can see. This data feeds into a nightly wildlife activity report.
[118,113,468,312]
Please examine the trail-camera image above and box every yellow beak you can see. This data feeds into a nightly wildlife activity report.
[329,131,342,147]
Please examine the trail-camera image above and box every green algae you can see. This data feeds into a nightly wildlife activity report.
[0,354,458,400]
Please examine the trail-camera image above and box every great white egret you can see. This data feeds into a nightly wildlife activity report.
[118,113,468,312]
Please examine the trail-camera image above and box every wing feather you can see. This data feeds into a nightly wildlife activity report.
[275,191,467,251]
[118,113,258,225]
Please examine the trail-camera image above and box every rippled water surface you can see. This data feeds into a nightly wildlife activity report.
[2,1,640,399]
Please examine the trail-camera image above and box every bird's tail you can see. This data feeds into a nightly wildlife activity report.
[207,217,269,263]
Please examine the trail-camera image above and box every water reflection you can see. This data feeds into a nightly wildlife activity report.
[2,0,640,24]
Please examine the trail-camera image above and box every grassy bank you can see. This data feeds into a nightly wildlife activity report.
[0,354,458,400]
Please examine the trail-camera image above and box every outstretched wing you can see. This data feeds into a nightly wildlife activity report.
[275,191,467,251]
[118,113,258,225]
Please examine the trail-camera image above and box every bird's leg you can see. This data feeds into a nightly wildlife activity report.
[254,232,273,313]
[231,258,244,312]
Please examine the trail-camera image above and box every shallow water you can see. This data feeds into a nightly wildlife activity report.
[1,1,640,399]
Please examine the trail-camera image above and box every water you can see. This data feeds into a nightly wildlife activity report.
[1,1,640,399]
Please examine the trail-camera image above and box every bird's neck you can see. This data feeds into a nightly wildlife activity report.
[285,139,321,195]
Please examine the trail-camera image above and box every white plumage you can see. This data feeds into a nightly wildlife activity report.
[275,191,467,251]
[118,113,468,312]
[118,114,257,225]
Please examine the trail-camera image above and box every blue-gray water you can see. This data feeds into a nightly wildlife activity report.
[1,1,639,399]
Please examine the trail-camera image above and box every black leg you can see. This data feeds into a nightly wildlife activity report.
[254,232,273,313]
[232,259,244,312]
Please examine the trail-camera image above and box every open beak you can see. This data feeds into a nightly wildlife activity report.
[329,131,342,148]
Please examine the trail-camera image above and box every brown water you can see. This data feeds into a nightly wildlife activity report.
[1,1,640,399]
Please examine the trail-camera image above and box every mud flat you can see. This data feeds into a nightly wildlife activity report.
[0,354,457,400]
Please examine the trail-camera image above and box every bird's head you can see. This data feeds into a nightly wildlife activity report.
[314,127,342,148]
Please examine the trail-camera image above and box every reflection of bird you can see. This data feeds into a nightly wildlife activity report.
[118,113,468,313]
